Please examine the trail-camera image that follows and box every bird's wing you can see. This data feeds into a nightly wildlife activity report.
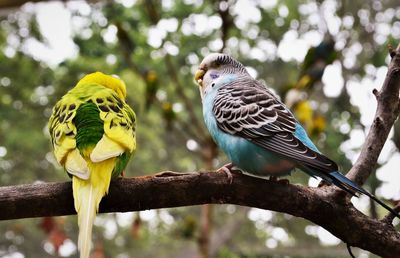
[49,93,89,178]
[90,89,136,162]
[213,78,338,172]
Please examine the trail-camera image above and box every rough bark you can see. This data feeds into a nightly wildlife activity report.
[0,172,399,257]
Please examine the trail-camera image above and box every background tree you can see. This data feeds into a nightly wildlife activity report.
[0,0,399,257]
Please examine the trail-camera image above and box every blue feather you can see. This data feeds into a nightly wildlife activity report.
[329,171,368,195]
[200,69,400,219]
[292,123,369,196]
[203,76,295,177]
[294,123,320,153]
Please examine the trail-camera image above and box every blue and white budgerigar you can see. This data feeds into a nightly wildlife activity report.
[194,53,399,218]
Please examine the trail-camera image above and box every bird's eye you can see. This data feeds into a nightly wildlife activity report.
[211,83,215,87]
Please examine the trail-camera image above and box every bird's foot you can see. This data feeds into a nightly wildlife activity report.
[217,163,242,184]
[217,164,233,183]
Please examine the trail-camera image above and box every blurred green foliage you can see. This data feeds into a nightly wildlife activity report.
[0,0,399,257]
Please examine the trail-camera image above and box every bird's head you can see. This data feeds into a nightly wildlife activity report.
[76,72,127,99]
[194,53,248,98]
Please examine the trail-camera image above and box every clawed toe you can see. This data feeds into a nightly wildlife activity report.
[217,166,233,184]
[217,163,241,184]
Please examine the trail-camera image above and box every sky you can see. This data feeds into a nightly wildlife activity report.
[4,0,400,254]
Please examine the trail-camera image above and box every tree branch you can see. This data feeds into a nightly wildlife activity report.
[0,172,399,257]
[215,0,233,53]
[346,44,400,185]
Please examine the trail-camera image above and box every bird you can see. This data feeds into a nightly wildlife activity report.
[296,35,336,90]
[194,53,400,219]
[144,69,159,110]
[48,72,136,258]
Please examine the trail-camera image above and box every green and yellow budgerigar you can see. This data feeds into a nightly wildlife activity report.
[49,72,136,258]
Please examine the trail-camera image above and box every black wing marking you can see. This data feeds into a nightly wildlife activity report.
[213,79,296,136]
[212,77,338,172]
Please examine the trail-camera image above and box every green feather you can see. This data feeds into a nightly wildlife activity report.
[73,101,130,178]
[74,102,104,152]
[113,152,130,177]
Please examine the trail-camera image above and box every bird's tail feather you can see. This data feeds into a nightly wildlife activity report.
[73,180,97,258]
[72,158,115,258]
[329,171,400,220]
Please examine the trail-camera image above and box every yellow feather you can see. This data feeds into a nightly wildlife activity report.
[72,158,115,258]
[90,134,125,162]
[54,136,76,164]
[76,72,127,99]
[48,72,136,258]
[103,119,136,152]
[65,149,89,179]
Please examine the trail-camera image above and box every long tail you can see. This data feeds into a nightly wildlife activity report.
[329,171,400,220]
[72,158,115,258]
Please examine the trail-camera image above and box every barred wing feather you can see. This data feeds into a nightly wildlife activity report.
[212,78,338,172]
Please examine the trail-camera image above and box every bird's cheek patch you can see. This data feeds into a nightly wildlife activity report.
[210,73,219,79]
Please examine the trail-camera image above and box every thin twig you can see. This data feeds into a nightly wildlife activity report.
[164,55,208,141]
[216,0,234,52]
[346,44,400,185]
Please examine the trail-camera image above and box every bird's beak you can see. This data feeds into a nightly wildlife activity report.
[194,69,205,87]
